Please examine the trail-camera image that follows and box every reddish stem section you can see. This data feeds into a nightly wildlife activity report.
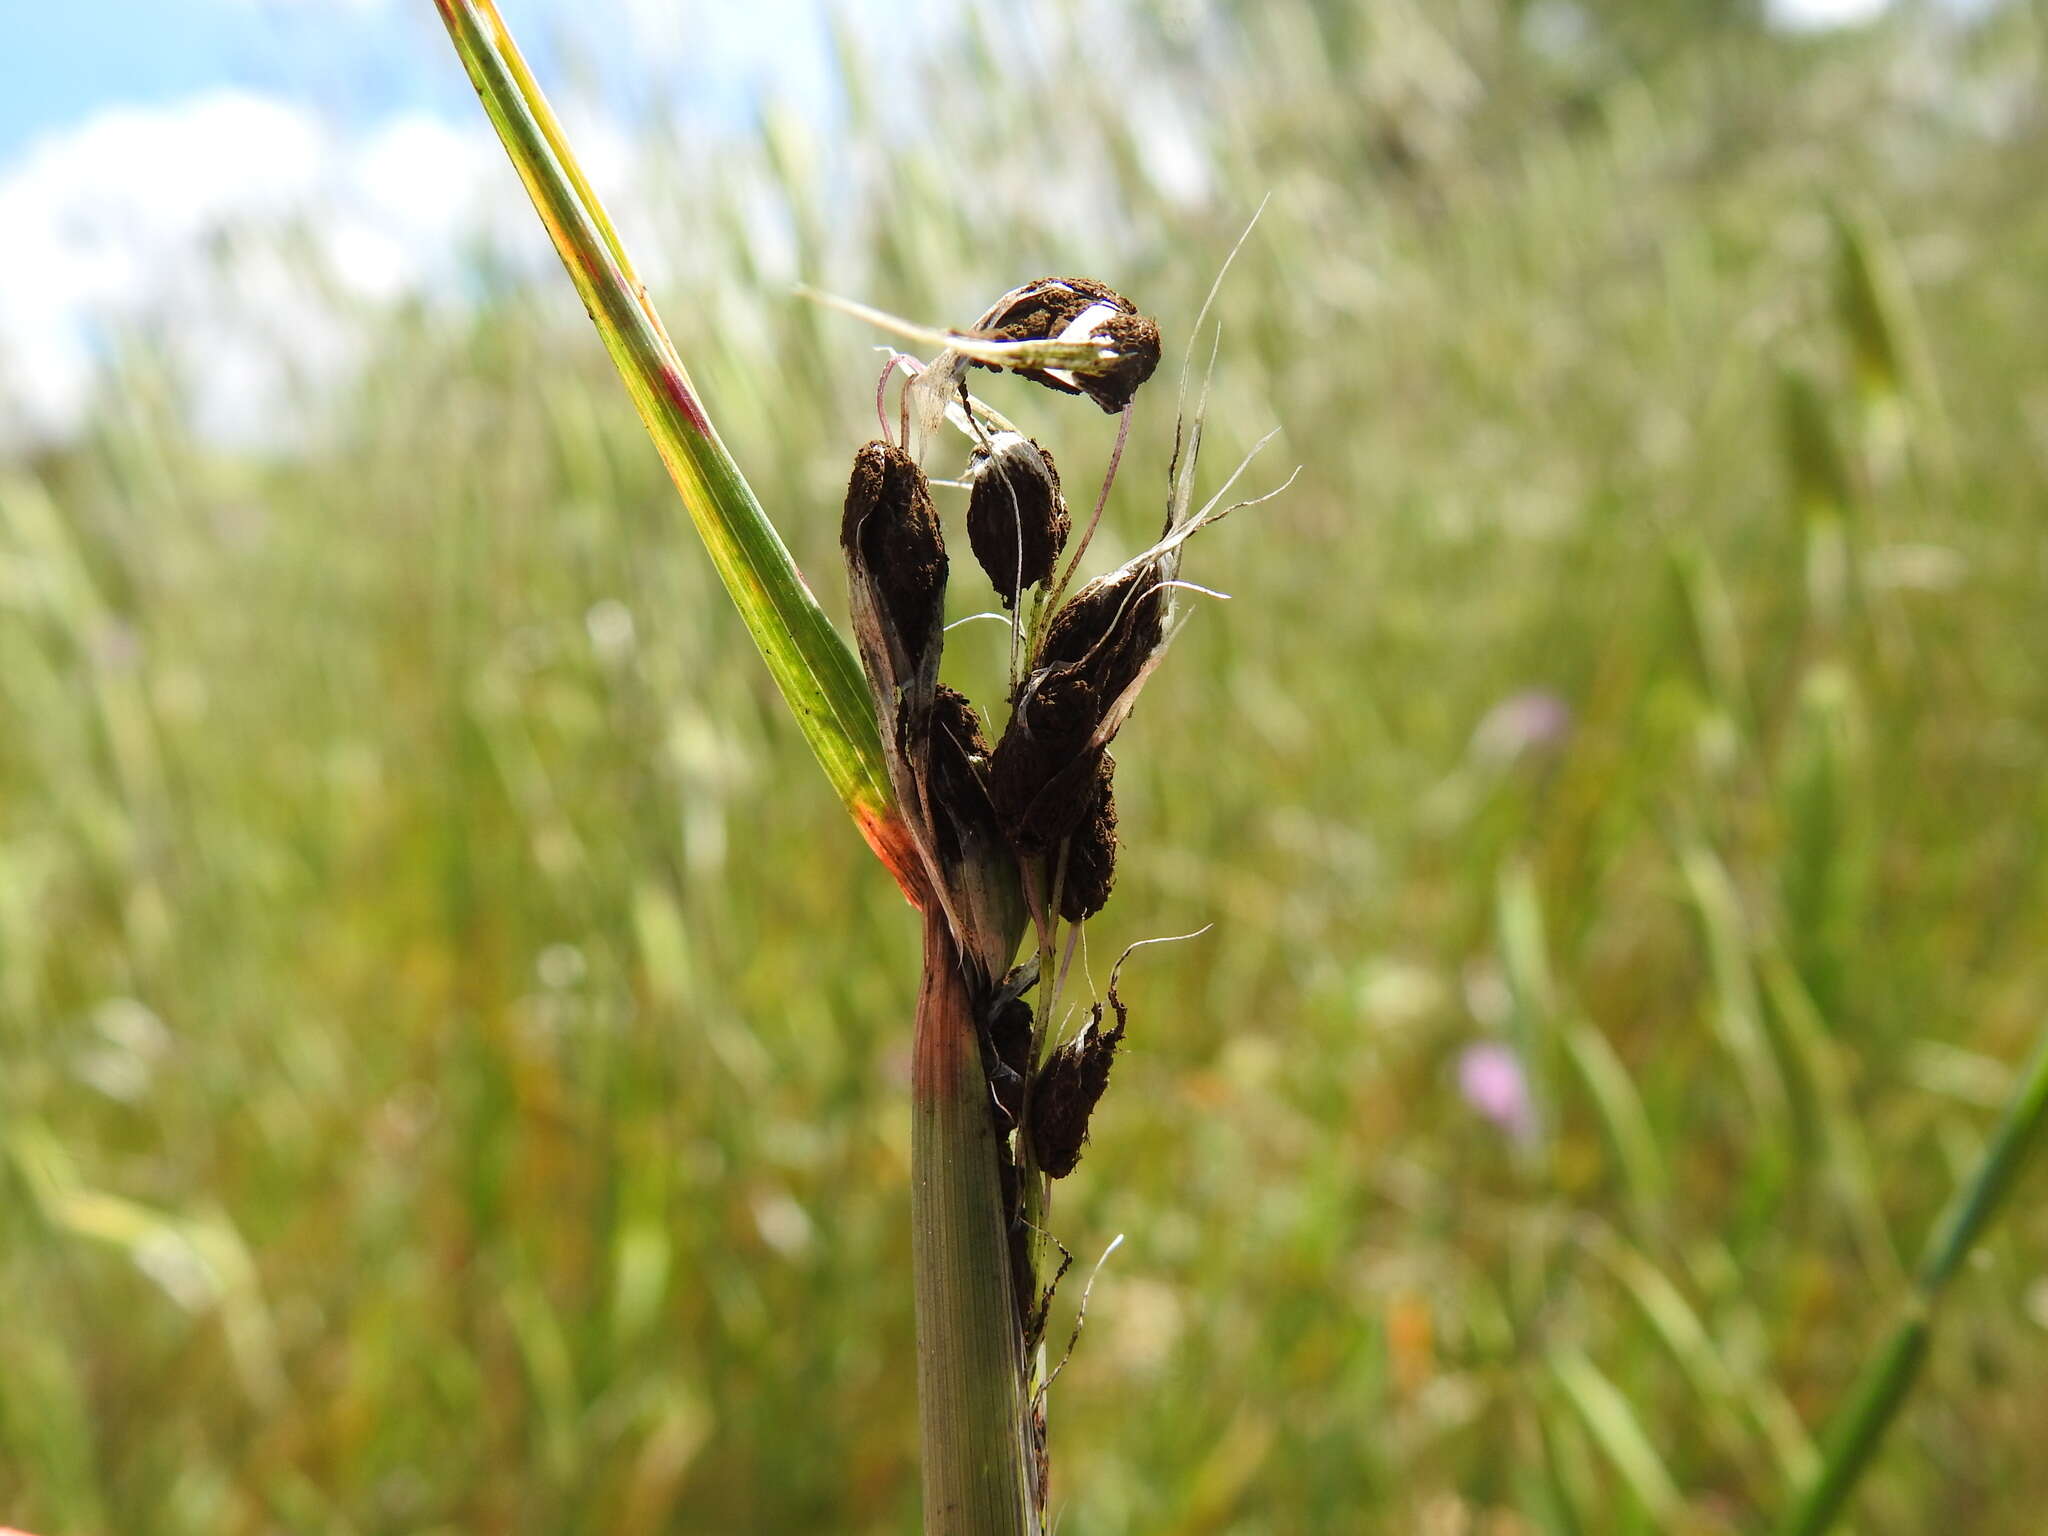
[858,806,933,909]
[656,362,714,439]
[911,911,1037,1534]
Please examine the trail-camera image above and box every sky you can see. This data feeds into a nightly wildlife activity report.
[0,0,869,449]
[0,0,1955,451]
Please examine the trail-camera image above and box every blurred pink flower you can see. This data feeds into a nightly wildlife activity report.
[1458,1041,1536,1143]
[1471,689,1573,765]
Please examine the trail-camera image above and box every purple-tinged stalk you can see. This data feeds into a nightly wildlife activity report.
[911,908,1038,1532]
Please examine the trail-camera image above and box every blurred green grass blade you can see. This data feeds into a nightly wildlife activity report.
[1829,199,1955,488]
[1563,1021,1667,1217]
[1666,536,1753,735]
[1776,1314,1930,1536]
[9,1126,285,1411]
[1830,204,1904,406]
[1679,841,1791,1130]
[1756,944,1899,1281]
[1530,1412,1590,1536]
[1778,1026,2048,1536]
[1548,1346,1684,1526]
[1778,365,1854,527]
[431,0,915,887]
[1916,1028,2048,1291]
[1496,860,1557,1147]
[1596,1238,1817,1489]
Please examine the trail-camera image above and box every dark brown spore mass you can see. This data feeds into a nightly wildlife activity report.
[988,562,1161,858]
[1040,566,1165,702]
[1072,312,1162,414]
[1028,996,1127,1179]
[976,276,1128,343]
[970,276,1163,414]
[841,440,945,644]
[966,439,1070,605]
[989,559,1163,860]
[1058,755,1118,922]
[989,670,1105,853]
[926,684,996,869]
[987,995,1033,1127]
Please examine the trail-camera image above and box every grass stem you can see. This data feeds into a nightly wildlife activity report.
[911,910,1037,1535]
[1777,1026,2048,1536]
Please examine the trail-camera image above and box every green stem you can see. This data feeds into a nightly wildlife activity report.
[1777,1026,2048,1536]
[911,910,1037,1535]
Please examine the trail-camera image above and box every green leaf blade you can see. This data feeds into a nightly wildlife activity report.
[433,0,920,894]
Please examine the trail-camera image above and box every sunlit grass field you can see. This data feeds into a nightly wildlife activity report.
[5,6,2048,1532]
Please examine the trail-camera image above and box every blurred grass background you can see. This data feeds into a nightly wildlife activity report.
[5,2,2048,1531]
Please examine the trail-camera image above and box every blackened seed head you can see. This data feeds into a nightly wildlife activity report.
[1028,1002,1126,1179]
[989,670,1105,854]
[1058,754,1118,922]
[1040,566,1166,702]
[842,441,946,645]
[974,276,1132,342]
[927,683,995,870]
[969,276,1162,412]
[1074,313,1162,415]
[1012,745,1106,855]
[967,437,1070,606]
[930,683,991,760]
[1017,667,1102,740]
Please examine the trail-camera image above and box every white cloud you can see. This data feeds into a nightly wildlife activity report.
[0,0,951,453]
[0,91,519,450]
[1768,0,1893,30]
[1766,1,2008,38]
